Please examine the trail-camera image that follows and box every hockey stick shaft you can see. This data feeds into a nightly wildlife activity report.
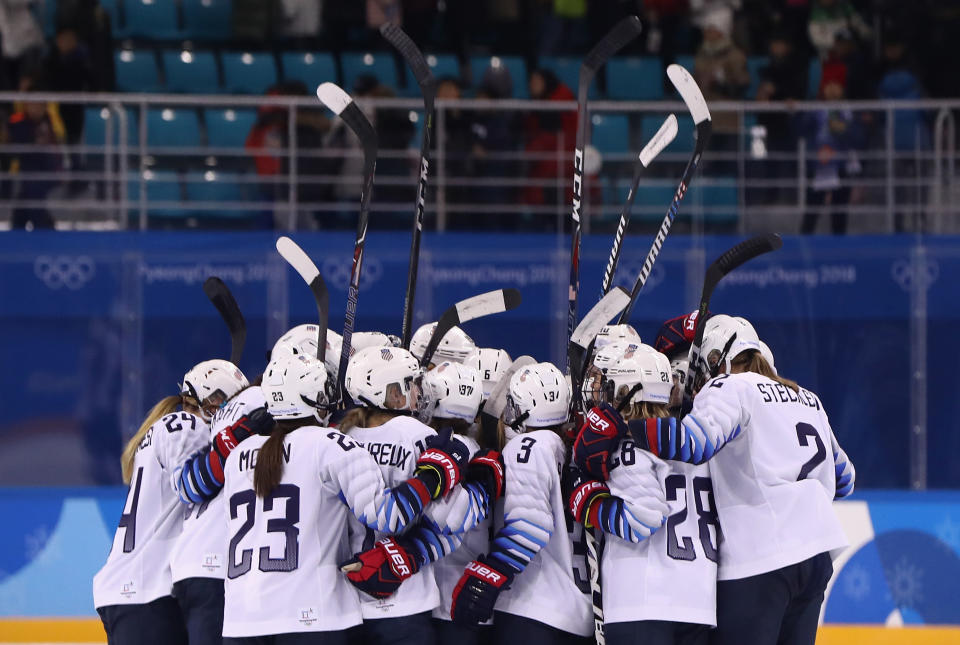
[567,15,642,371]
[275,236,330,363]
[600,114,678,296]
[683,233,784,400]
[202,277,246,366]
[380,23,437,350]
[317,83,379,402]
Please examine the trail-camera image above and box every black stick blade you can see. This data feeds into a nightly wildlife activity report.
[707,233,784,289]
[380,22,435,90]
[582,15,642,75]
[203,277,246,365]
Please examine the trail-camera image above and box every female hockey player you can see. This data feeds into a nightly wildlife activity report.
[451,362,667,645]
[410,321,477,368]
[93,359,249,645]
[465,347,512,402]
[336,347,497,645]
[221,352,470,644]
[587,314,855,645]
[574,341,711,645]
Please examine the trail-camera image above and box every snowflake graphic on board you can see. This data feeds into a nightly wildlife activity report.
[935,515,960,552]
[842,563,870,601]
[886,557,923,608]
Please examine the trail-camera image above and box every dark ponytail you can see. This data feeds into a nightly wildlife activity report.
[253,419,306,498]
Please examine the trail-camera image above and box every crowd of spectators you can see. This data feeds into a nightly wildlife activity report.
[0,0,957,232]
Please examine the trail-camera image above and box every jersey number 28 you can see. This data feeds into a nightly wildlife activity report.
[665,475,721,563]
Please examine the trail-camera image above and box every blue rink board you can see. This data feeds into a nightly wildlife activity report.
[1,487,959,624]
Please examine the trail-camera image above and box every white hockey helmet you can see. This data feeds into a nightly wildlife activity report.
[420,361,483,423]
[758,340,777,375]
[699,314,762,379]
[504,362,570,430]
[594,324,641,351]
[324,330,390,378]
[271,323,321,360]
[465,347,513,399]
[180,359,249,421]
[410,322,476,365]
[585,341,672,408]
[261,353,330,421]
[345,345,423,411]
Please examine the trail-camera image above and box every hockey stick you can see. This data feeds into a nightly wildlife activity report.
[567,15,642,370]
[683,233,784,401]
[276,236,330,363]
[317,82,378,403]
[618,64,712,324]
[567,286,630,645]
[380,23,437,351]
[419,288,522,368]
[600,114,678,297]
[203,277,246,365]
[478,355,537,450]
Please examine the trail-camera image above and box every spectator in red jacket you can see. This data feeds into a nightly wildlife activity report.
[521,69,576,207]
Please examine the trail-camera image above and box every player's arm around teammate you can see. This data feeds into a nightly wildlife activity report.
[93,360,248,645]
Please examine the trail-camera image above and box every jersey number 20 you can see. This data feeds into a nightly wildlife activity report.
[228,485,301,578]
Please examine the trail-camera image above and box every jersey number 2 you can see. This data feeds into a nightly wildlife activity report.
[228,485,301,578]
[796,422,826,481]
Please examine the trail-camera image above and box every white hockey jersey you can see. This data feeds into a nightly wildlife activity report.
[93,410,209,608]
[603,441,718,626]
[170,387,266,583]
[684,372,852,580]
[221,426,438,637]
[492,430,593,637]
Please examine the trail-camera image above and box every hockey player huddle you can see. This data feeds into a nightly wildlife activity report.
[93,310,855,645]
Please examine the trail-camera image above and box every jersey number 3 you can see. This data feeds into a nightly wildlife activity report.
[228,485,301,578]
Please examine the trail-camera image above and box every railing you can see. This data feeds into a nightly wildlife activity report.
[0,92,957,234]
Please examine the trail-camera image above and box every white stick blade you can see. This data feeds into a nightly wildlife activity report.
[486,355,537,419]
[667,64,711,125]
[454,290,507,323]
[316,82,352,115]
[571,287,630,349]
[276,236,320,283]
[639,114,678,168]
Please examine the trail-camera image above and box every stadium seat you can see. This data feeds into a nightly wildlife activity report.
[807,58,821,99]
[127,171,184,217]
[83,106,139,146]
[162,50,220,93]
[99,0,121,31]
[121,0,180,39]
[674,55,695,74]
[114,49,161,92]
[182,0,233,41]
[539,57,597,99]
[470,55,527,98]
[606,58,664,100]
[37,0,57,37]
[341,52,398,92]
[591,114,630,156]
[633,182,678,222]
[204,108,257,148]
[222,51,278,94]
[641,113,695,155]
[184,170,251,217]
[687,178,739,224]
[281,52,336,89]
[146,108,202,148]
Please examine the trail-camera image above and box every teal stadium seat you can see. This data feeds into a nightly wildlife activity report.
[222,51,277,94]
[128,171,185,218]
[121,0,180,39]
[807,58,821,99]
[539,57,597,98]
[591,114,630,155]
[162,50,220,93]
[184,170,251,217]
[341,52,398,92]
[83,106,139,146]
[182,0,233,41]
[470,56,527,98]
[115,50,161,92]
[282,52,337,88]
[147,108,202,148]
[687,178,739,224]
[205,108,257,148]
[606,58,664,100]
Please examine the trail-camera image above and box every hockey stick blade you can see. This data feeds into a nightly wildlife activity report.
[203,277,246,366]
[380,22,435,90]
[600,114,678,296]
[683,233,783,400]
[276,237,330,363]
[479,355,537,449]
[420,288,522,368]
[667,64,711,125]
[581,15,642,75]
[569,287,631,413]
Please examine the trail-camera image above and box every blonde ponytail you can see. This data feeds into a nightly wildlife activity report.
[620,400,671,422]
[121,395,181,483]
[732,350,799,392]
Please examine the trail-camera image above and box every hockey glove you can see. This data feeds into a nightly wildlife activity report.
[451,555,513,627]
[564,465,611,529]
[212,406,274,462]
[466,449,505,501]
[340,537,421,599]
[415,427,471,499]
[573,403,628,480]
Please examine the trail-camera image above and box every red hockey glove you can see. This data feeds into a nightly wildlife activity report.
[340,537,421,599]
[572,402,628,480]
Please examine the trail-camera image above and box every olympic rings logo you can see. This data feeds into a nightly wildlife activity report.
[891,259,938,291]
[321,256,383,291]
[34,255,96,290]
